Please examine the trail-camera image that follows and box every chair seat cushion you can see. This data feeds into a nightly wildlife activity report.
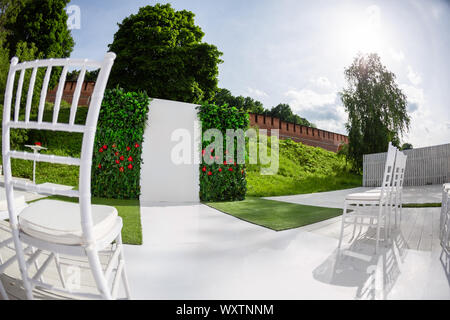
[346,192,381,201]
[18,200,118,245]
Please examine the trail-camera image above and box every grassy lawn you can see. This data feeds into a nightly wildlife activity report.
[246,137,362,197]
[207,197,342,231]
[33,196,142,245]
[247,172,362,197]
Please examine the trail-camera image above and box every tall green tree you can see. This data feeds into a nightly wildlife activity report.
[4,0,74,59]
[213,88,265,113]
[108,3,223,103]
[341,53,410,171]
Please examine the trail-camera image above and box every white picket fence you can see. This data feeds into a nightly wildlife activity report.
[363,143,450,187]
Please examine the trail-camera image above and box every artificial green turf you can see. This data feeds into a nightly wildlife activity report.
[403,202,442,208]
[207,197,343,231]
[32,196,142,245]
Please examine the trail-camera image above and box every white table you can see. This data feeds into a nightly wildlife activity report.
[24,145,47,184]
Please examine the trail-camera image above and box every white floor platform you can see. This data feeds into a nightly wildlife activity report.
[1,185,449,300]
[123,203,450,300]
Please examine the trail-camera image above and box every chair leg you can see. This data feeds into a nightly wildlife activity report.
[338,201,347,250]
[375,205,384,255]
[86,248,113,300]
[11,230,34,300]
[0,277,9,300]
[54,254,66,289]
[117,234,131,299]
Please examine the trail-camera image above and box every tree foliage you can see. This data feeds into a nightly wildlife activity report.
[108,3,223,104]
[212,89,314,127]
[400,143,413,150]
[212,88,265,114]
[341,53,410,171]
[266,103,313,127]
[3,0,74,59]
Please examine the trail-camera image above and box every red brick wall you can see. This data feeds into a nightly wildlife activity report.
[46,81,96,106]
[45,82,348,153]
[250,113,348,153]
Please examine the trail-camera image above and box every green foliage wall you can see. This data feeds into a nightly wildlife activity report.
[91,88,150,199]
[197,103,249,202]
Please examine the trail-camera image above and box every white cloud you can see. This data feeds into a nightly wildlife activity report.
[407,65,422,85]
[400,83,425,107]
[389,48,405,61]
[285,88,336,110]
[284,77,347,133]
[365,5,381,29]
[247,87,268,98]
[309,76,335,90]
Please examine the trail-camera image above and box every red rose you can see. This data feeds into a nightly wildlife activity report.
[202,167,206,172]
[241,169,244,174]
[211,149,214,153]
[119,167,124,172]
[218,168,222,172]
[134,143,139,148]
[223,161,227,165]
[115,160,120,164]
[35,142,42,146]
[228,167,233,172]
[112,144,117,148]
[202,149,206,155]
[128,156,133,162]
[126,146,131,151]
[120,156,124,161]
[115,152,119,156]
[210,155,214,160]
[103,145,107,150]
[99,148,103,153]
[98,164,101,169]
[207,171,212,176]
[128,164,133,169]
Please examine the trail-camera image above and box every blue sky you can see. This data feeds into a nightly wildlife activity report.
[69,0,450,147]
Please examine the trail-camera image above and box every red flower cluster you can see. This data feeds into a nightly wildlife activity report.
[97,142,140,172]
[35,142,42,146]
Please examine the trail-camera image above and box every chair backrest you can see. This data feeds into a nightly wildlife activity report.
[391,150,407,193]
[380,142,397,196]
[2,53,116,245]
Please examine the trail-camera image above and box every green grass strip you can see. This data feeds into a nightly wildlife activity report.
[207,197,342,231]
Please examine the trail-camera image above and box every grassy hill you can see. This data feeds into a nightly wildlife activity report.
[246,136,361,197]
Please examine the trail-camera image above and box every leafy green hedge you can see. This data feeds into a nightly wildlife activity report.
[197,103,249,201]
[91,87,150,199]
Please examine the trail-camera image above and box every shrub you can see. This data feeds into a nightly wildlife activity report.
[91,87,150,199]
[197,103,249,201]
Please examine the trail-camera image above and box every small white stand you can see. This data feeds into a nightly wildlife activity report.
[24,145,47,184]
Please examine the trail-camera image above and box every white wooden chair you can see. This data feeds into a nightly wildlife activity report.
[441,183,450,255]
[338,143,398,254]
[1,53,131,299]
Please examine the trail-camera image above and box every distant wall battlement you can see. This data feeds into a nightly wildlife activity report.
[249,113,348,153]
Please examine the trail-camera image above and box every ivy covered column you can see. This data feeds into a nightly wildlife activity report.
[197,103,249,202]
[91,88,150,199]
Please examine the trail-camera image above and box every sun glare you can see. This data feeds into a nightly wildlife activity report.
[339,5,384,55]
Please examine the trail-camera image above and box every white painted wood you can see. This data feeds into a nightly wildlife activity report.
[1,54,131,300]
[140,98,200,205]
